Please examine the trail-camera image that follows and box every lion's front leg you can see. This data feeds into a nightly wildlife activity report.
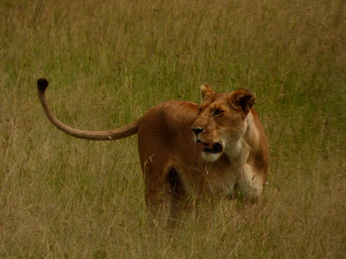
[237,164,264,203]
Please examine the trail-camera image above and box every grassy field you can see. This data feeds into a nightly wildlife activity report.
[1,0,345,257]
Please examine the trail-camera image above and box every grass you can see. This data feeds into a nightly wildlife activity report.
[1,0,345,257]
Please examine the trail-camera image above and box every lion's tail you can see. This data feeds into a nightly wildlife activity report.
[37,78,139,141]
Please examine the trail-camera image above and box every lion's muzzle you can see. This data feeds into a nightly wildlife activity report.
[191,127,224,154]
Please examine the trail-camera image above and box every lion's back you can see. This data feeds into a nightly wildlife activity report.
[139,100,199,132]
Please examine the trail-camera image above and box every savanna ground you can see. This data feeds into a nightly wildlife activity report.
[1,0,345,258]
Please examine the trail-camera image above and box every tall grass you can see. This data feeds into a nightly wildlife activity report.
[1,0,345,257]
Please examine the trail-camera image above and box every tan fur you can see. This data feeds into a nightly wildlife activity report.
[37,79,269,225]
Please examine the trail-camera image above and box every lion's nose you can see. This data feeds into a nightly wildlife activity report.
[191,127,204,136]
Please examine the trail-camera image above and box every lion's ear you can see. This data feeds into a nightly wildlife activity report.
[200,84,215,100]
[228,88,256,114]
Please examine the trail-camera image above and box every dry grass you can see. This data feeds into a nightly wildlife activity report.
[1,0,345,257]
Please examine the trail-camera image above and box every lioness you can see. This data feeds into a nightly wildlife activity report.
[37,78,269,223]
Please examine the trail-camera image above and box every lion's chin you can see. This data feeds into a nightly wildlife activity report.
[201,151,222,162]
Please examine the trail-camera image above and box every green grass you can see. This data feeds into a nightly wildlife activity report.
[1,0,345,257]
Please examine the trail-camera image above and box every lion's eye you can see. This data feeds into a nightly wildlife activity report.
[213,109,224,116]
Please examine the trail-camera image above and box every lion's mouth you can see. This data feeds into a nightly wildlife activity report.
[202,142,223,154]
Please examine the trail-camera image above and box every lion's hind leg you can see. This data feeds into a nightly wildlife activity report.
[144,166,191,227]
[144,175,171,227]
[166,168,194,225]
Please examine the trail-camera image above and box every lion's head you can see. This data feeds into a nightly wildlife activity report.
[191,85,256,162]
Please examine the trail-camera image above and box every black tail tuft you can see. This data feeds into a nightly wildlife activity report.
[37,78,49,92]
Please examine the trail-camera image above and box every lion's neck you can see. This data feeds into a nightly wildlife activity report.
[223,112,259,167]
